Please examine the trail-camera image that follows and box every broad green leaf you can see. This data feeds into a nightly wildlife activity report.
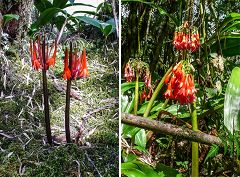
[54,15,66,31]
[122,168,146,177]
[122,151,138,163]
[121,82,144,94]
[122,124,140,138]
[53,0,68,9]
[76,16,101,28]
[155,163,180,177]
[134,161,163,177]
[121,162,139,170]
[34,7,63,28]
[210,35,240,57]
[134,129,146,148]
[65,3,95,8]
[224,67,240,134]
[122,95,129,112]
[204,144,219,163]
[34,0,53,12]
[125,94,135,113]
[72,10,96,16]
[219,13,240,32]
[3,14,19,26]
[100,23,113,36]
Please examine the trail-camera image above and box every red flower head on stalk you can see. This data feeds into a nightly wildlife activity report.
[163,61,197,105]
[29,35,57,71]
[62,47,90,80]
[30,40,42,70]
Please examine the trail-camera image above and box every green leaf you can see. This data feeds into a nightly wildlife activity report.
[76,16,101,28]
[53,0,68,9]
[205,87,218,99]
[72,10,97,16]
[33,7,63,28]
[134,129,146,148]
[155,163,180,177]
[122,168,146,177]
[3,14,19,26]
[122,151,138,163]
[121,82,144,94]
[210,35,240,57]
[204,144,219,163]
[122,124,140,138]
[219,13,240,32]
[121,0,178,25]
[34,0,53,12]
[54,15,66,31]
[100,23,113,36]
[64,3,95,8]
[224,67,240,134]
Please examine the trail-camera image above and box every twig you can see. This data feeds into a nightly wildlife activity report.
[85,153,103,177]
[0,131,14,139]
[73,160,81,177]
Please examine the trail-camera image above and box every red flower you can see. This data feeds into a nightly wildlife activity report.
[173,31,200,52]
[124,63,135,82]
[62,48,89,80]
[164,83,174,99]
[46,40,57,68]
[30,40,42,70]
[63,48,71,80]
[79,48,90,78]
[30,36,57,71]
[163,62,197,104]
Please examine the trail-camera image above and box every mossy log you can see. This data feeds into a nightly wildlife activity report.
[122,113,223,146]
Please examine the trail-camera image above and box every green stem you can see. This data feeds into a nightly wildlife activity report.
[191,102,199,177]
[134,73,139,115]
[143,66,173,118]
[42,35,52,145]
[65,42,72,143]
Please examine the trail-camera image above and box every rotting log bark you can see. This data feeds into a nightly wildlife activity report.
[121,113,223,146]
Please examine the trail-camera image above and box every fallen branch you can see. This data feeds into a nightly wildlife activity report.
[121,113,223,146]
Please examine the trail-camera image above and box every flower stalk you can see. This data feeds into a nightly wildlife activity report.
[143,66,173,117]
[65,42,72,143]
[41,35,52,145]
[191,101,199,177]
[134,72,139,115]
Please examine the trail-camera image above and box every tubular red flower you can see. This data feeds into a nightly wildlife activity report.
[79,48,90,78]
[62,48,71,80]
[46,40,57,68]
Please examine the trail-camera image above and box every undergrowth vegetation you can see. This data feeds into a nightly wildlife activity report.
[0,39,119,176]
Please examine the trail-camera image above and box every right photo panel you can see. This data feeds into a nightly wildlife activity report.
[121,1,240,176]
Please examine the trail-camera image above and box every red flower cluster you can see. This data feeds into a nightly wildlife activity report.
[63,48,90,80]
[124,63,135,82]
[29,37,57,70]
[163,62,197,104]
[173,32,200,52]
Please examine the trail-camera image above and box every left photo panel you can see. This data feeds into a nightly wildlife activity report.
[0,0,119,176]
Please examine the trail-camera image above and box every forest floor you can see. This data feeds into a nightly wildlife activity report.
[0,38,119,177]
